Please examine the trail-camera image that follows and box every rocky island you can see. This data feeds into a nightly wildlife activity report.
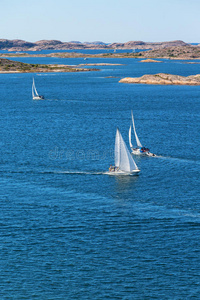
[0,39,191,51]
[1,45,200,61]
[0,58,98,73]
[0,39,199,60]
[140,59,162,63]
[135,45,200,60]
[119,73,200,85]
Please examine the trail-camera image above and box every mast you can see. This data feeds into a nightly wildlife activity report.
[115,128,139,172]
[32,78,39,97]
[115,128,120,167]
[32,80,35,98]
[131,110,142,148]
[129,125,133,148]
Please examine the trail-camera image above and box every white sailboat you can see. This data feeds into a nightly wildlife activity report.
[129,110,155,156]
[107,128,140,175]
[32,78,44,100]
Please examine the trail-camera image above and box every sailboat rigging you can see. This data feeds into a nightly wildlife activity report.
[32,78,44,100]
[107,128,140,175]
[129,110,156,156]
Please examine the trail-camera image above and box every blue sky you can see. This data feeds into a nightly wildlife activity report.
[1,0,200,43]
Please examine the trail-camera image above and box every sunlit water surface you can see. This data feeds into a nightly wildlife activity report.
[0,52,200,299]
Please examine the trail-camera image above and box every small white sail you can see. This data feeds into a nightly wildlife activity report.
[32,78,39,98]
[129,125,133,148]
[131,110,142,148]
[32,78,44,100]
[115,128,120,167]
[32,79,35,98]
[115,128,138,172]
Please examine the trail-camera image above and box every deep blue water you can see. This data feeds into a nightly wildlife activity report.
[0,53,200,299]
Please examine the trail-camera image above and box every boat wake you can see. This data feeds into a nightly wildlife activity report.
[0,168,105,176]
[41,170,105,175]
[154,155,200,165]
[51,170,140,176]
[39,98,87,103]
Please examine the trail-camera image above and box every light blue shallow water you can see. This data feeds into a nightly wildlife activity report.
[0,53,200,299]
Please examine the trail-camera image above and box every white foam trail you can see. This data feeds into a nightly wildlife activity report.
[44,170,104,175]
[42,170,141,176]
[155,155,200,165]
[42,98,87,103]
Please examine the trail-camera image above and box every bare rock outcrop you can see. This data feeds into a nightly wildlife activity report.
[140,59,162,63]
[139,45,200,59]
[119,73,200,85]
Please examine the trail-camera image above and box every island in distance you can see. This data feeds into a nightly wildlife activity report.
[119,73,200,86]
[0,39,192,51]
[1,39,200,83]
[0,58,99,73]
[0,39,200,61]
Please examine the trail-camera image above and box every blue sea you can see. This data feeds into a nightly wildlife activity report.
[0,51,200,299]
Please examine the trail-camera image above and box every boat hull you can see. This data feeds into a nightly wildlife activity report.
[33,96,44,100]
[106,169,140,176]
[131,148,156,156]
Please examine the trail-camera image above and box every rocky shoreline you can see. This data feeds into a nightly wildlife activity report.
[119,73,200,85]
[0,39,200,60]
[0,58,99,73]
[1,45,200,60]
[140,59,162,63]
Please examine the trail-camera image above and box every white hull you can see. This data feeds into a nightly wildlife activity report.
[33,96,44,100]
[131,148,149,155]
[106,169,140,176]
[131,148,156,157]
[131,148,145,155]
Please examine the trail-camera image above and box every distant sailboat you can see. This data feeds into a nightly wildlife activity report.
[32,78,44,100]
[129,110,155,156]
[108,128,140,175]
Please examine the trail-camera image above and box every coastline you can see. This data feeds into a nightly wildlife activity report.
[1,44,200,60]
[0,59,99,74]
[119,73,200,85]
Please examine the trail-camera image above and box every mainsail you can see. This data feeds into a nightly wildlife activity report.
[129,125,133,148]
[115,128,120,167]
[131,110,142,148]
[32,78,39,98]
[115,128,138,172]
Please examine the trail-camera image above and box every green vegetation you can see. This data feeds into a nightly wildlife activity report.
[0,58,98,73]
